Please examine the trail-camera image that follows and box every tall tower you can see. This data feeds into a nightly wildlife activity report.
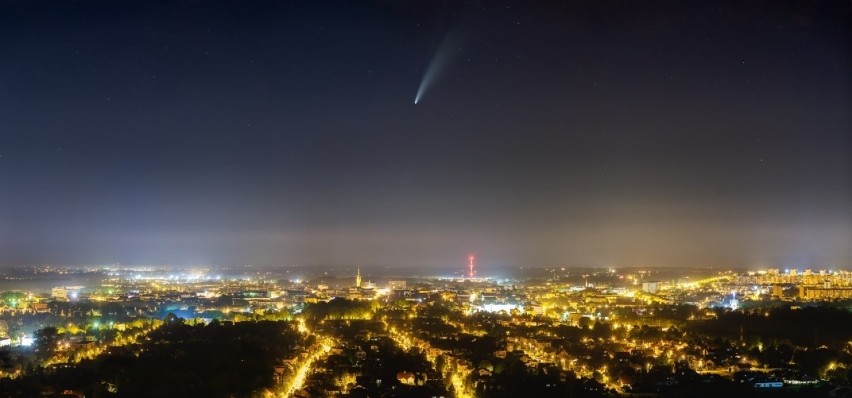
[468,256,475,279]
[355,267,362,288]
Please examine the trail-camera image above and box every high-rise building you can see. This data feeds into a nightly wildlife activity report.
[642,281,660,294]
[799,285,852,300]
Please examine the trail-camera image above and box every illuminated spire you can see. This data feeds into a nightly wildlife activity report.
[355,266,362,288]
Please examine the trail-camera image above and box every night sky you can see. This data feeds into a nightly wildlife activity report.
[1,1,850,269]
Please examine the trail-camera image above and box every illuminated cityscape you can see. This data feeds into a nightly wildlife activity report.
[0,1,850,398]
[0,263,849,396]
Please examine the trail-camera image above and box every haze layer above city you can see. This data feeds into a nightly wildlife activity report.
[1,1,850,269]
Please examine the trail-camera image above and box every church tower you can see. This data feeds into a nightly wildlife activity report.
[355,267,362,288]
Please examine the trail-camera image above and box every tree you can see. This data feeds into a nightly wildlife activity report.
[436,354,447,373]
[0,348,15,373]
[34,327,59,361]
[163,312,184,325]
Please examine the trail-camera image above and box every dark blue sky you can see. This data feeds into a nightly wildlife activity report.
[1,1,850,269]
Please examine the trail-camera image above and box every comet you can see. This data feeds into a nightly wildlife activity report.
[414,34,460,105]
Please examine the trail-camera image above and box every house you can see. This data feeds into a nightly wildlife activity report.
[397,371,416,385]
[49,390,85,398]
[273,366,287,383]
[754,381,783,388]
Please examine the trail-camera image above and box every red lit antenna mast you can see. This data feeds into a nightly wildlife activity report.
[468,255,476,279]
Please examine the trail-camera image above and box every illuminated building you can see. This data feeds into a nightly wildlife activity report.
[355,267,362,288]
[728,291,739,310]
[641,281,660,294]
[798,286,852,300]
[51,287,69,301]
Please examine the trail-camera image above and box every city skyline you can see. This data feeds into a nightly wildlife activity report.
[1,1,850,268]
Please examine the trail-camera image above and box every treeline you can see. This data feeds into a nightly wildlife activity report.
[686,306,852,348]
[0,320,304,398]
[300,297,376,323]
[474,354,609,398]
